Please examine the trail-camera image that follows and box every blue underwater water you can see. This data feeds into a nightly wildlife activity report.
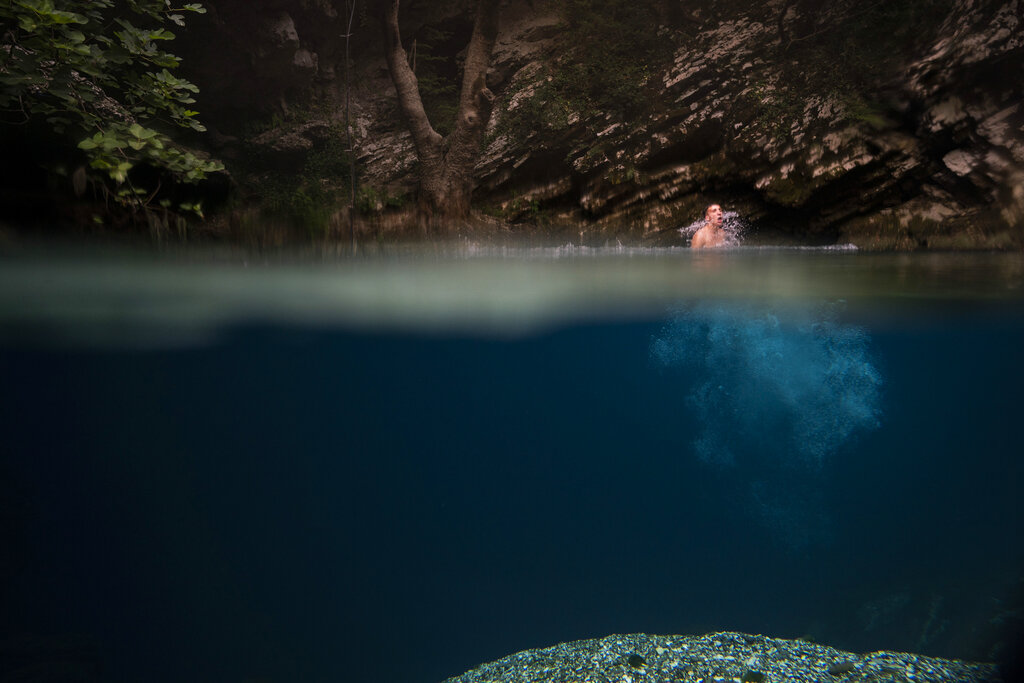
[1,248,1024,683]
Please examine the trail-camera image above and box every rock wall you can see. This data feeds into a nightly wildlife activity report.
[464,0,1023,247]
[174,0,333,128]
[181,0,1023,248]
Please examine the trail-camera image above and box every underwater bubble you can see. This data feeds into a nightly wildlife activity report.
[651,301,883,547]
[652,302,882,470]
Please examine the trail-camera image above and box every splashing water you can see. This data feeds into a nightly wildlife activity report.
[678,210,747,246]
[651,302,883,547]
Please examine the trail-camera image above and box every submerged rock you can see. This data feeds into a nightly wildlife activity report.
[443,633,1000,683]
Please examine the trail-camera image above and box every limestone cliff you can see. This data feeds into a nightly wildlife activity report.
[180,0,1023,249]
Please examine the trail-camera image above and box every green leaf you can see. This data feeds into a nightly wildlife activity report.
[111,161,133,183]
[5,0,220,203]
[151,54,181,68]
[47,115,72,133]
[77,135,101,150]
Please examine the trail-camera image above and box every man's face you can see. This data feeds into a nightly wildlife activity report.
[706,204,723,226]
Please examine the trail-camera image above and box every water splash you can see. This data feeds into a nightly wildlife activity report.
[678,210,747,246]
[651,301,883,547]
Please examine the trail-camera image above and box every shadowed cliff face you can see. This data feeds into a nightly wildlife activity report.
[180,0,1022,248]
[468,0,1023,248]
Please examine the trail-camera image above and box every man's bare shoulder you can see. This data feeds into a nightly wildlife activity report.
[691,227,709,248]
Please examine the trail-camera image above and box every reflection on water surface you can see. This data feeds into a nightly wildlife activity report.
[1,246,1023,345]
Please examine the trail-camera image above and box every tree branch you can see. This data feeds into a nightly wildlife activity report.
[443,0,499,177]
[381,0,443,159]
[456,0,499,131]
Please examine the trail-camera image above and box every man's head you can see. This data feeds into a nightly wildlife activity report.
[704,204,723,227]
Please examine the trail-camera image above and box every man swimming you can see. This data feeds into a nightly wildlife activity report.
[690,204,727,248]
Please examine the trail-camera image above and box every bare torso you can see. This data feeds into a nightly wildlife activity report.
[691,204,727,249]
[691,224,727,248]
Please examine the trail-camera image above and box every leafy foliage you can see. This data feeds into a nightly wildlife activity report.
[244,121,356,234]
[0,0,223,212]
[355,185,405,214]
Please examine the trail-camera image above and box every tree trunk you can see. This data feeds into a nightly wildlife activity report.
[381,0,499,232]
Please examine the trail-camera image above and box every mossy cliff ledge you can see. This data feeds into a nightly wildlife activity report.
[172,0,1022,248]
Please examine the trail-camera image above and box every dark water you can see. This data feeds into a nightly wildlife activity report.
[2,247,1023,683]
